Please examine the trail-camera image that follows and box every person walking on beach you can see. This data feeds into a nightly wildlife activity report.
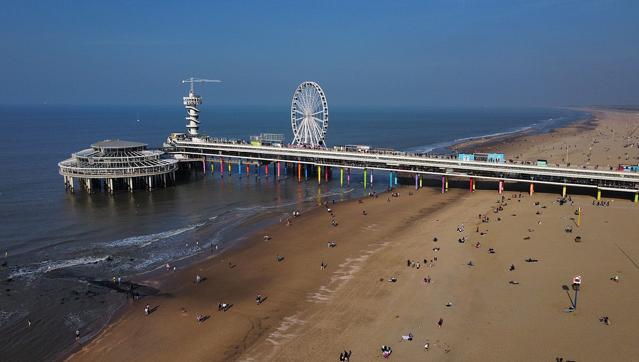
[75,329,80,341]
[144,304,150,316]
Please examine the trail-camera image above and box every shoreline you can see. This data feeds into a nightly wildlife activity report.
[67,107,639,361]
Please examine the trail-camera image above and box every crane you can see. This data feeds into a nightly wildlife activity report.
[181,77,222,94]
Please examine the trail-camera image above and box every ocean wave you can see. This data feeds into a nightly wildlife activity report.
[103,221,208,248]
[9,256,110,279]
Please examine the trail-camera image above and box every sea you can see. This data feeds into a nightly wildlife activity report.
[0,104,590,360]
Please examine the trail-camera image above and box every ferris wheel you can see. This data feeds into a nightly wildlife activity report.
[291,81,328,147]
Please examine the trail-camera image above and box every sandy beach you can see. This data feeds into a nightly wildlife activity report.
[69,108,639,362]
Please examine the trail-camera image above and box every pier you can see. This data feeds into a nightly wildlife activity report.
[59,80,639,201]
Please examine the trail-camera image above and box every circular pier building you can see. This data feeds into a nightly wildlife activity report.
[58,140,179,193]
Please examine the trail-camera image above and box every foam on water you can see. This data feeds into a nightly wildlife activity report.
[9,256,110,279]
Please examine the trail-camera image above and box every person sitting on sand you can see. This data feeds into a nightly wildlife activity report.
[402,332,414,341]
[437,318,443,327]
[467,261,474,266]
[381,345,392,358]
[610,275,620,282]
[509,264,515,271]
[389,277,397,282]
[256,294,262,305]
[599,316,610,325]
[196,314,205,323]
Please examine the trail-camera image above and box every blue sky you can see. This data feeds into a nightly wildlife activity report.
[0,0,637,106]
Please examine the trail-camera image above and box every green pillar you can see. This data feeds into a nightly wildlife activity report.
[364,169,367,189]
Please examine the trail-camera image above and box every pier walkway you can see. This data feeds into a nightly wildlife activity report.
[166,136,639,200]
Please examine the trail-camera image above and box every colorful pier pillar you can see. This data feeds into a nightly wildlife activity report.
[246,164,250,174]
[340,168,344,187]
[305,164,308,180]
[529,182,534,196]
[370,170,373,184]
[228,162,231,174]
[634,192,638,204]
[389,172,393,189]
[284,162,288,176]
[469,177,474,192]
[415,174,419,190]
[347,168,351,185]
[394,175,398,186]
[498,180,504,194]
[220,159,224,176]
[441,176,445,194]
[277,161,281,178]
[419,175,423,188]
[298,162,302,182]
[317,165,321,184]
[325,166,329,182]
[445,177,449,191]
[211,161,215,175]
[238,160,242,176]
[265,163,269,177]
[364,169,368,189]
[562,185,567,198]
[596,189,602,201]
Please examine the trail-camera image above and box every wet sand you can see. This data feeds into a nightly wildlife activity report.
[69,108,639,361]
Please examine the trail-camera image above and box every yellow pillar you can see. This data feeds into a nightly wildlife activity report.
[419,175,423,188]
[445,177,448,191]
[635,193,638,204]
[577,207,581,227]
[596,189,601,201]
[340,168,344,187]
[562,185,566,198]
[317,165,321,184]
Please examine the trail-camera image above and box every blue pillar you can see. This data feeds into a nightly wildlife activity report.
[415,174,419,190]
[389,172,393,189]
[305,164,308,180]
[238,160,242,176]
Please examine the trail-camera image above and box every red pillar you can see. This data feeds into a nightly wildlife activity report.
[469,177,474,192]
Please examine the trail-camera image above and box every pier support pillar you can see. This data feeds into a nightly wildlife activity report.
[108,178,114,194]
[238,160,242,177]
[148,176,153,191]
[370,170,373,185]
[415,174,419,190]
[498,180,504,194]
[128,177,133,192]
[211,161,215,175]
[220,159,224,177]
[597,189,602,201]
[298,162,302,182]
[635,192,638,204]
[394,175,398,186]
[317,165,321,184]
[162,175,166,188]
[347,168,351,185]
[529,182,534,196]
[85,178,92,193]
[325,166,329,182]
[469,177,474,192]
[445,177,449,192]
[246,164,250,175]
[562,185,567,198]
[277,161,281,179]
[305,164,308,180]
[265,163,269,178]
[389,171,393,189]
[419,175,423,188]
[441,176,445,194]
[364,169,368,189]
[340,168,344,187]
[228,162,231,175]
[202,159,205,173]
